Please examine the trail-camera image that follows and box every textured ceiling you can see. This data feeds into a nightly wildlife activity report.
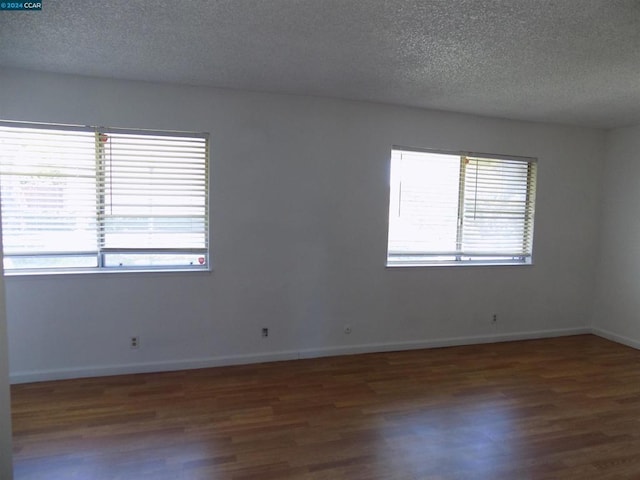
[1,0,639,128]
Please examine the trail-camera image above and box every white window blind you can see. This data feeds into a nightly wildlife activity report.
[0,122,209,273]
[387,148,536,266]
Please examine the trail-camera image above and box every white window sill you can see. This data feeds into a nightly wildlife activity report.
[4,267,212,277]
[386,260,533,268]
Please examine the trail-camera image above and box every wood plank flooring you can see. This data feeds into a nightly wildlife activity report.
[11,334,640,479]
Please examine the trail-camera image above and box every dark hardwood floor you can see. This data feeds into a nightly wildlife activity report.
[11,334,640,479]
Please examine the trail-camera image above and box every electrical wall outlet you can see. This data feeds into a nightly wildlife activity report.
[492,313,498,324]
[262,327,269,337]
[130,336,140,349]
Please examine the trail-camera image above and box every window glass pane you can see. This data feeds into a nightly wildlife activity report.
[103,217,207,249]
[462,157,534,257]
[0,126,97,256]
[99,132,208,251]
[388,150,459,256]
[3,255,97,270]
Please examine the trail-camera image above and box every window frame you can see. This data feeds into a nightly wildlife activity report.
[0,120,211,276]
[386,146,537,268]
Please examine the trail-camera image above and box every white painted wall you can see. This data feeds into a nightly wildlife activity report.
[593,124,640,346]
[0,213,14,478]
[0,68,604,383]
[0,304,11,478]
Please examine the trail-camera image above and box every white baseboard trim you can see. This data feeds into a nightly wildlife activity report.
[10,351,300,384]
[298,327,591,359]
[591,327,640,350]
[10,326,591,384]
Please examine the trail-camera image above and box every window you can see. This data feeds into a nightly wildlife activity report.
[387,147,536,266]
[0,122,209,273]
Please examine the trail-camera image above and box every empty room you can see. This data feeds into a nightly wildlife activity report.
[1,1,640,479]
